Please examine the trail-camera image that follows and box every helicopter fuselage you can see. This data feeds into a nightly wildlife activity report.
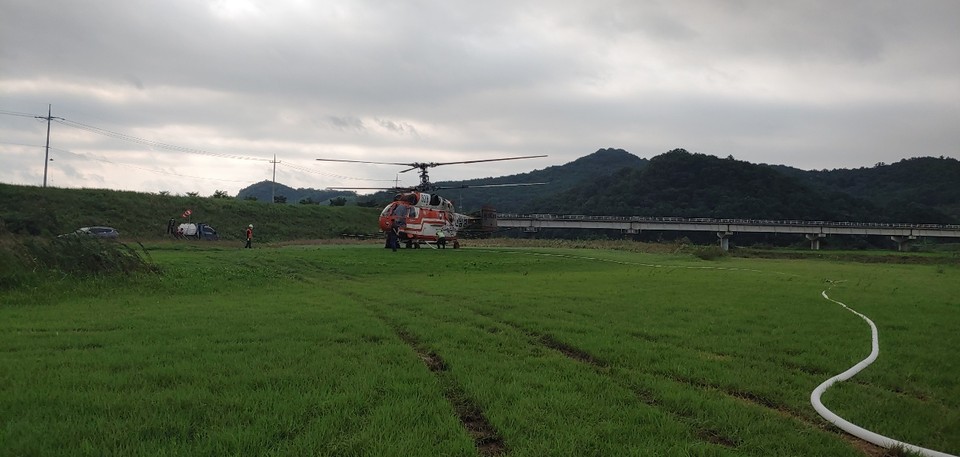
[379,191,462,244]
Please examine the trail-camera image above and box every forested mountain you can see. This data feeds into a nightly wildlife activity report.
[771,157,960,222]
[528,149,891,221]
[354,148,647,213]
[535,149,959,223]
[236,180,358,204]
[436,148,648,213]
[242,148,959,224]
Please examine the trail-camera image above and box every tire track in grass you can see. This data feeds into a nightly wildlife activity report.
[535,332,608,369]
[353,251,916,455]
[545,335,738,450]
[470,249,902,456]
[627,330,833,378]
[393,326,506,457]
[619,343,890,457]
[471,308,898,456]
[536,330,739,450]
[340,286,507,455]
[469,309,739,451]
[371,312,506,457]
[628,349,891,457]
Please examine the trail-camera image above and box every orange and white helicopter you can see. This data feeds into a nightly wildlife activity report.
[316,156,546,248]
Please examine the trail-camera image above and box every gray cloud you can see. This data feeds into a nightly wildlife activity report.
[1,0,958,195]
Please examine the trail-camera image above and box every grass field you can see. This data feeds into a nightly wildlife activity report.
[1,242,958,456]
[0,182,380,241]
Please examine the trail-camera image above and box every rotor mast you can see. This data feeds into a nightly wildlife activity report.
[409,163,437,191]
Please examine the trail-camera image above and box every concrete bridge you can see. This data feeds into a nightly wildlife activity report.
[494,214,960,251]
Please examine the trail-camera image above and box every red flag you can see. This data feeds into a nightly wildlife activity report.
[182,209,192,218]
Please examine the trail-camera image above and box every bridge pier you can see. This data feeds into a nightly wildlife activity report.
[806,233,825,250]
[890,235,916,252]
[717,231,733,251]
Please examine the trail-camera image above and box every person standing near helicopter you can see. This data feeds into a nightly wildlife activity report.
[245,224,253,249]
[435,228,446,249]
[386,220,400,252]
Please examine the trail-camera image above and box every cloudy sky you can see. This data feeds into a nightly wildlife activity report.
[2,0,958,196]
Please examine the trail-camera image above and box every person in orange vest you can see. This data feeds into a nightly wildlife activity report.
[245,224,253,248]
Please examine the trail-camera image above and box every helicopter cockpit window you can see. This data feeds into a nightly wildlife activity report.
[380,204,394,217]
[407,207,418,219]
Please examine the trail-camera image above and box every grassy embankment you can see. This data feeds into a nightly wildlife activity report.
[1,243,957,456]
[0,183,381,241]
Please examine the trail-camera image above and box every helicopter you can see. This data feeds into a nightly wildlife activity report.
[316,155,546,248]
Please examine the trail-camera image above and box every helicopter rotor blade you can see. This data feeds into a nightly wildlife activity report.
[422,155,547,168]
[315,158,412,167]
[324,187,397,190]
[318,155,546,169]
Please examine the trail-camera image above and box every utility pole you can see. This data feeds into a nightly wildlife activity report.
[36,104,62,187]
[270,154,280,203]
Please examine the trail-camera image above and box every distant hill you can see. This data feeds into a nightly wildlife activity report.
[437,148,648,213]
[236,180,359,205]
[239,148,959,224]
[530,149,958,223]
[771,157,960,222]
[348,148,648,213]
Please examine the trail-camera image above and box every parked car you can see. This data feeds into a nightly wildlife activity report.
[67,226,120,239]
[175,222,218,240]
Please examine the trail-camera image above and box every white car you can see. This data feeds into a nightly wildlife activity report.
[72,226,120,239]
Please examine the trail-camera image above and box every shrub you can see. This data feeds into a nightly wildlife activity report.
[0,235,157,289]
[0,240,30,289]
[691,245,727,260]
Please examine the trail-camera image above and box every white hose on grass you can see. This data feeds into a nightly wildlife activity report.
[811,290,957,457]
[481,249,954,455]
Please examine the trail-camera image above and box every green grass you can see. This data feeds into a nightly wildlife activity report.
[1,244,957,456]
[0,183,380,241]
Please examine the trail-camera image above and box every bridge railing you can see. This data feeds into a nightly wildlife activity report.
[497,214,960,231]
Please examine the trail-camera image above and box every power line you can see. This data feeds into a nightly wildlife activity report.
[0,140,44,148]
[54,118,271,162]
[280,161,395,182]
[6,110,267,163]
[48,146,257,183]
[4,108,384,187]
[0,109,41,118]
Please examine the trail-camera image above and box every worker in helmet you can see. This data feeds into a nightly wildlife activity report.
[245,224,253,248]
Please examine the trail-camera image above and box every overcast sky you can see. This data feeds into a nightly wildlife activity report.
[2,0,958,196]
